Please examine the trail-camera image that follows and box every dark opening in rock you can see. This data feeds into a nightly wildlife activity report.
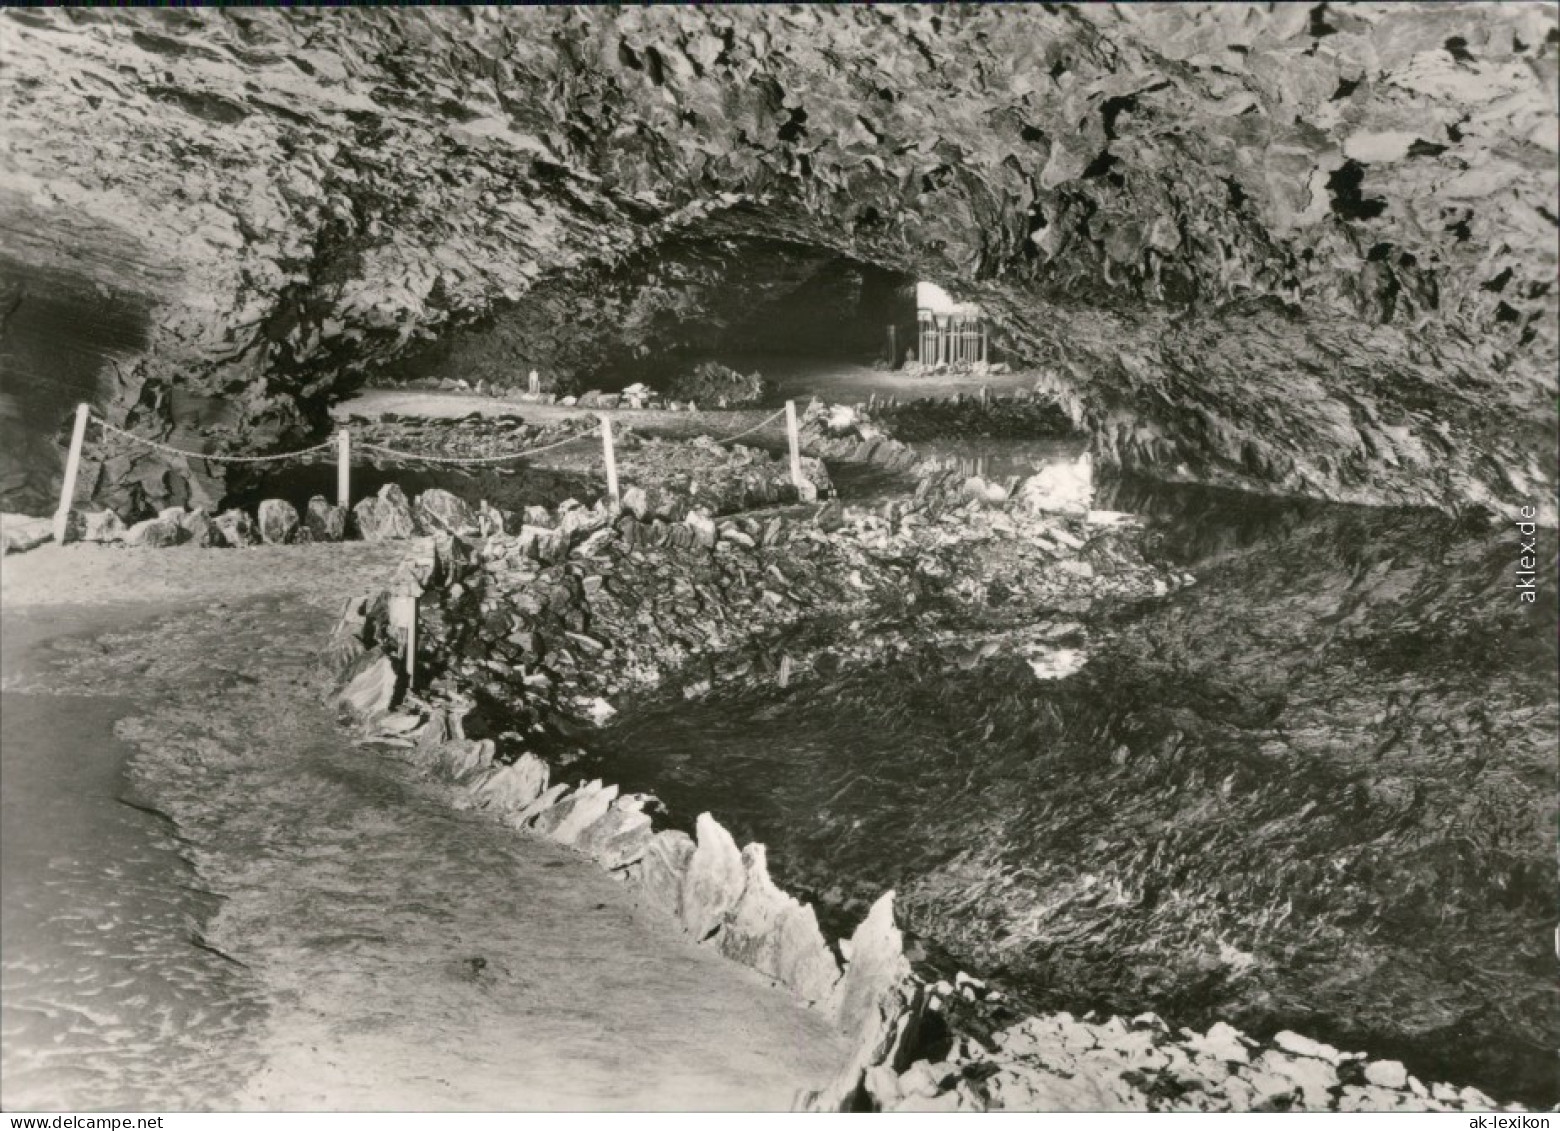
[1481,267,1514,294]
[1443,36,1476,64]
[1308,4,1339,37]
[1325,160,1388,221]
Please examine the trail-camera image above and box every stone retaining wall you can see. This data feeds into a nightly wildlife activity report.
[33,431,829,555]
[325,533,928,1110]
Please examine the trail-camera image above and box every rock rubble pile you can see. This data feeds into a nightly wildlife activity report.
[22,424,833,554]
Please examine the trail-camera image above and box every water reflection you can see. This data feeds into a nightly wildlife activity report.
[911,436,1088,482]
[584,480,1558,1106]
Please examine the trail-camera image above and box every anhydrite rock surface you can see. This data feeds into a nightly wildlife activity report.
[680,812,747,940]
[575,803,655,871]
[537,779,618,847]
[717,844,840,1005]
[79,509,126,543]
[638,830,696,920]
[352,485,416,541]
[412,488,477,537]
[123,516,187,549]
[304,495,348,542]
[1,513,52,555]
[1,6,1553,518]
[178,507,215,547]
[828,891,919,1057]
[439,738,495,783]
[212,509,257,548]
[334,654,397,722]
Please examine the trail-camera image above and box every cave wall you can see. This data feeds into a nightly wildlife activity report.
[0,261,148,514]
[0,4,1554,518]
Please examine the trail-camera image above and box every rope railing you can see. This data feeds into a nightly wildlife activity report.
[704,405,789,446]
[91,415,337,463]
[53,400,818,541]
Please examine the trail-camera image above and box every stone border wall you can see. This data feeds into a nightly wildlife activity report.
[324,530,926,1111]
[7,432,830,557]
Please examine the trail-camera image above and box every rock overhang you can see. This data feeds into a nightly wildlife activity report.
[0,4,1553,519]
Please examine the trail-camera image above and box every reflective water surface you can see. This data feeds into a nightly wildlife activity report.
[582,474,1559,1106]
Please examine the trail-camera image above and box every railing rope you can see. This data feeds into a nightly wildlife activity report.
[56,400,825,532]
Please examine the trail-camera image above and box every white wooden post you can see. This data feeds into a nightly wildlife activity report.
[53,403,90,543]
[336,427,351,509]
[785,399,804,491]
[389,589,417,690]
[601,416,620,508]
[406,599,416,691]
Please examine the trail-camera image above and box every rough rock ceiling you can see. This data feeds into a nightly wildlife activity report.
[0,4,1554,517]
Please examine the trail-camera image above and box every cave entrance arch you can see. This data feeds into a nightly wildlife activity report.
[714,252,918,371]
[369,235,936,398]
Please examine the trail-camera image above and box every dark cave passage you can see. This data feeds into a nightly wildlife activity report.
[0,259,152,515]
[370,234,929,397]
[714,256,918,369]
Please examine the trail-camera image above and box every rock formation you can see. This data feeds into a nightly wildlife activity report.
[1,6,1553,518]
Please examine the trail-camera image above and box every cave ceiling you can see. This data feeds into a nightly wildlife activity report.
[0,4,1554,517]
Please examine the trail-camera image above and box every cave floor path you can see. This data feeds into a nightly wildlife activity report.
[333,352,1039,437]
[1,543,845,1112]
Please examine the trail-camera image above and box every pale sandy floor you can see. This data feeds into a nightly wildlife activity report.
[333,352,1039,439]
[1,544,845,1111]
[724,352,1038,403]
[333,388,790,448]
